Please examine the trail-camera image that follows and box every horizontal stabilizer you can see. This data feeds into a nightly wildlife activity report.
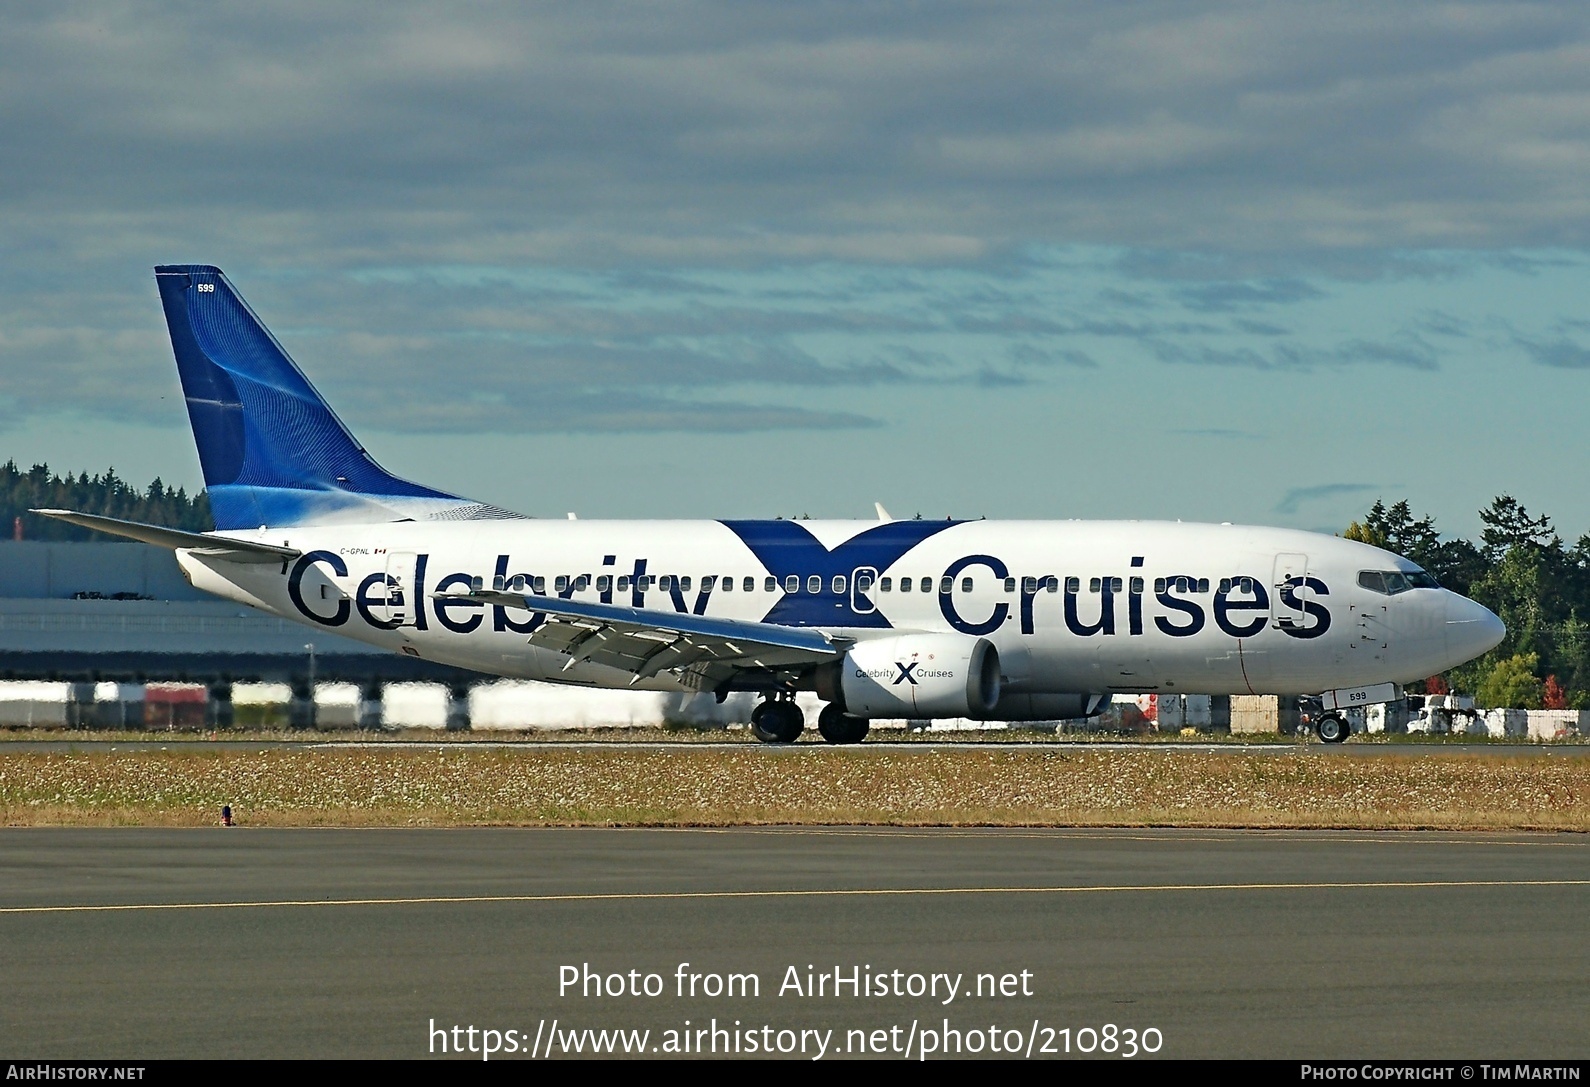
[29,509,301,565]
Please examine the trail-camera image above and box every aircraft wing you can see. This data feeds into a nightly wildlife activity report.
[455,590,850,690]
[29,509,301,565]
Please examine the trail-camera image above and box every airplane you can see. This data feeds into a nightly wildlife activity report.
[35,265,1506,744]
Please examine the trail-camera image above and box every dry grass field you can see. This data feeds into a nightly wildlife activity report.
[1,747,1586,829]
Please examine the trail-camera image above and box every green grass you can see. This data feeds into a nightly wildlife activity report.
[1,747,1586,829]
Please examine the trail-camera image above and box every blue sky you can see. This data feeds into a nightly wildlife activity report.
[5,3,1590,542]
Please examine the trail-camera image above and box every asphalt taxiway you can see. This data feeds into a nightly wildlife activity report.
[1,827,1585,1058]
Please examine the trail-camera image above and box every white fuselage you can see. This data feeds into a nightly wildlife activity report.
[175,518,1500,698]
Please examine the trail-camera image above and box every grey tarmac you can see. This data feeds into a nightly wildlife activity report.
[0,827,1585,1059]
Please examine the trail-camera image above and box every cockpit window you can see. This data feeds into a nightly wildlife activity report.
[1358,568,1440,595]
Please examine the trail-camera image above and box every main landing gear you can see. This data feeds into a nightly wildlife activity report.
[750,696,804,744]
[817,703,869,745]
[1315,713,1350,744]
[749,698,872,744]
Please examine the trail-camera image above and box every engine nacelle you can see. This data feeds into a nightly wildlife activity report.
[985,692,1112,722]
[829,635,1001,719]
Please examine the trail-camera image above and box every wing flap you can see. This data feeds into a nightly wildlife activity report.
[455,589,846,682]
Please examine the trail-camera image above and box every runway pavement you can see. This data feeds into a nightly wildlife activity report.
[0,827,1586,1059]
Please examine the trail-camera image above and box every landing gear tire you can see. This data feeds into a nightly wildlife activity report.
[817,703,870,745]
[751,699,804,744]
[1317,713,1349,744]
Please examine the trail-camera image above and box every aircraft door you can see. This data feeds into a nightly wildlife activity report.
[381,551,419,627]
[850,566,879,615]
[1271,552,1311,632]
[1352,572,1397,669]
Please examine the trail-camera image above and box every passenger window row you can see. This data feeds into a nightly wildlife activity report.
[514,573,966,595]
[512,572,1226,598]
[879,576,946,593]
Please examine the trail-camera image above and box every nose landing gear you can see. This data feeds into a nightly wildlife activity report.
[1315,713,1350,744]
[750,696,805,744]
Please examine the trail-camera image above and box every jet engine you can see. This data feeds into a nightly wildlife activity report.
[818,634,1002,719]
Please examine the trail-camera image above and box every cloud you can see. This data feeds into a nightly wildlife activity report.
[1176,280,1326,312]
[1233,319,1290,336]
[5,5,1590,441]
[6,3,1590,268]
[1006,343,1097,369]
[1419,310,1472,337]
[974,368,1028,388]
[375,393,880,434]
[1517,334,1590,368]
[1151,333,1439,371]
[1275,483,1381,515]
[935,113,1241,180]
[1170,427,1264,440]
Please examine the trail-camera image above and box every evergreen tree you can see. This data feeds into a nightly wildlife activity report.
[1480,495,1556,559]
[1459,497,1573,695]
[1344,498,1483,594]
[0,461,211,541]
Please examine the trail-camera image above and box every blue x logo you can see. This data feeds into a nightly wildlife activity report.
[893,661,920,685]
[719,518,962,628]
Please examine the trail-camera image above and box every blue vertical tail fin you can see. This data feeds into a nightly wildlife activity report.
[155,265,516,529]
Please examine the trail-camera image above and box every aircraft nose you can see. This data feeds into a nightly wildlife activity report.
[1445,593,1505,664]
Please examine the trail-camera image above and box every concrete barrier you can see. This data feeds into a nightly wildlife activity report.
[233,682,293,706]
[90,681,145,728]
[313,683,362,729]
[383,683,450,729]
[465,680,761,729]
[143,683,208,729]
[1469,708,1520,743]
[232,682,292,728]
[27,671,1583,743]
[1153,694,1184,730]
[1231,695,1300,735]
[1524,709,1586,740]
[0,681,72,726]
[1478,708,1529,738]
[1368,702,1409,733]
